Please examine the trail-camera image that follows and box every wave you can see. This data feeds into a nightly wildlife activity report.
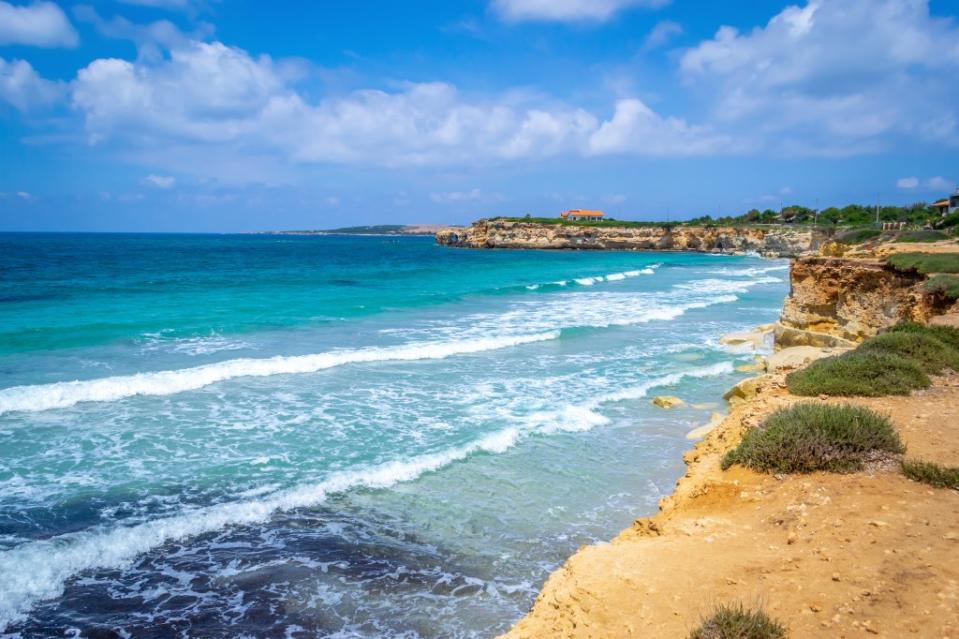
[0,332,560,417]
[0,360,735,630]
[533,266,658,291]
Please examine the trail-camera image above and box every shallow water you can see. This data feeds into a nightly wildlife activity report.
[0,234,788,637]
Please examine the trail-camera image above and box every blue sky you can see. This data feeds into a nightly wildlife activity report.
[1,0,958,232]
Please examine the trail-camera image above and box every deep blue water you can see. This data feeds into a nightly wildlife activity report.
[0,233,788,638]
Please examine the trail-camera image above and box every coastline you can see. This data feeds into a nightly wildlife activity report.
[500,255,959,638]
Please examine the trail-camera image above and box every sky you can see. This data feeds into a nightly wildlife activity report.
[1,0,958,232]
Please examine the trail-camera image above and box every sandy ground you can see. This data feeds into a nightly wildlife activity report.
[501,373,959,639]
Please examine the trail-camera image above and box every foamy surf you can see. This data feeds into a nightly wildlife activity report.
[0,360,736,631]
[0,332,560,416]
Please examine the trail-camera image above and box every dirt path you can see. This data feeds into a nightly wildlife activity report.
[501,374,959,638]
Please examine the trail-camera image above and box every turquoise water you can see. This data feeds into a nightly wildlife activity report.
[0,233,788,637]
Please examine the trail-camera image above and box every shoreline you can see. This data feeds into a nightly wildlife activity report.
[500,265,959,636]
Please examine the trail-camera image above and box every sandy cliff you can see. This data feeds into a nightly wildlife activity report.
[436,221,823,258]
[776,257,931,348]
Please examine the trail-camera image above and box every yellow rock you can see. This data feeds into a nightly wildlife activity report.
[652,395,685,409]
[722,376,765,406]
[686,412,725,440]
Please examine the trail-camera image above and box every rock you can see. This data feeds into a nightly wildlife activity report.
[652,395,685,409]
[723,376,765,406]
[436,220,819,257]
[766,346,845,372]
[686,412,725,440]
[736,356,768,373]
[721,328,773,350]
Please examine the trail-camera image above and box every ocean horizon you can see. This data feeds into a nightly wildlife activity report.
[0,233,788,637]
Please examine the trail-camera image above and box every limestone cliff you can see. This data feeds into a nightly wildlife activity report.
[777,256,930,347]
[436,220,823,258]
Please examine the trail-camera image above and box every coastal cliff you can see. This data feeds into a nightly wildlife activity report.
[776,256,931,348]
[436,220,823,257]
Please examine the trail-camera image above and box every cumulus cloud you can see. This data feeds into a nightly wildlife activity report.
[118,0,193,11]
[0,57,65,111]
[680,0,959,154]
[66,40,723,170]
[643,20,682,50]
[430,188,483,203]
[0,1,78,47]
[897,176,955,192]
[897,176,920,189]
[491,0,668,23]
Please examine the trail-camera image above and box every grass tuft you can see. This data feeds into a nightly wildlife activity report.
[688,603,786,639]
[786,351,929,397]
[722,403,904,474]
[835,228,882,245]
[901,459,959,490]
[856,331,959,373]
[887,252,959,275]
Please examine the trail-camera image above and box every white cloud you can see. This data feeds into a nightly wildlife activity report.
[0,1,78,47]
[16,191,32,200]
[927,176,955,193]
[897,176,919,189]
[144,174,175,188]
[430,188,483,203]
[491,0,668,23]
[643,20,682,50]
[66,40,724,171]
[587,98,730,155]
[680,0,959,154]
[0,57,65,111]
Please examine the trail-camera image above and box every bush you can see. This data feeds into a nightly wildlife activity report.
[897,230,950,243]
[889,321,959,351]
[786,351,929,397]
[689,604,786,639]
[888,252,959,274]
[922,274,959,300]
[722,403,904,474]
[857,331,959,374]
[901,459,959,490]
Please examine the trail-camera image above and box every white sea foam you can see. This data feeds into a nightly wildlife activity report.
[0,359,736,630]
[0,427,523,630]
[574,277,597,286]
[0,332,560,417]
[604,273,626,281]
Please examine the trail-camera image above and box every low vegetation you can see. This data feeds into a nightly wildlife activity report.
[787,323,959,396]
[857,331,959,373]
[835,227,882,245]
[688,603,787,639]
[901,459,959,490]
[922,274,959,300]
[722,403,904,474]
[890,321,959,350]
[786,351,930,396]
[896,229,950,243]
[887,252,959,275]
[488,216,660,228]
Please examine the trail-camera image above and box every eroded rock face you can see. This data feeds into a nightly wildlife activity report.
[779,257,929,343]
[436,221,822,258]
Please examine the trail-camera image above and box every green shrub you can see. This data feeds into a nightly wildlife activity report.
[901,459,959,490]
[922,274,959,300]
[836,227,882,245]
[786,352,929,397]
[889,321,959,351]
[689,604,786,639]
[722,403,904,474]
[897,230,949,243]
[857,331,959,373]
[887,252,959,274]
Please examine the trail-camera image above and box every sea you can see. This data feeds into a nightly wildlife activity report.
[0,233,789,638]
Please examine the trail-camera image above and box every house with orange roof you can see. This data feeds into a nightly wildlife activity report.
[932,188,959,216]
[560,209,605,222]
